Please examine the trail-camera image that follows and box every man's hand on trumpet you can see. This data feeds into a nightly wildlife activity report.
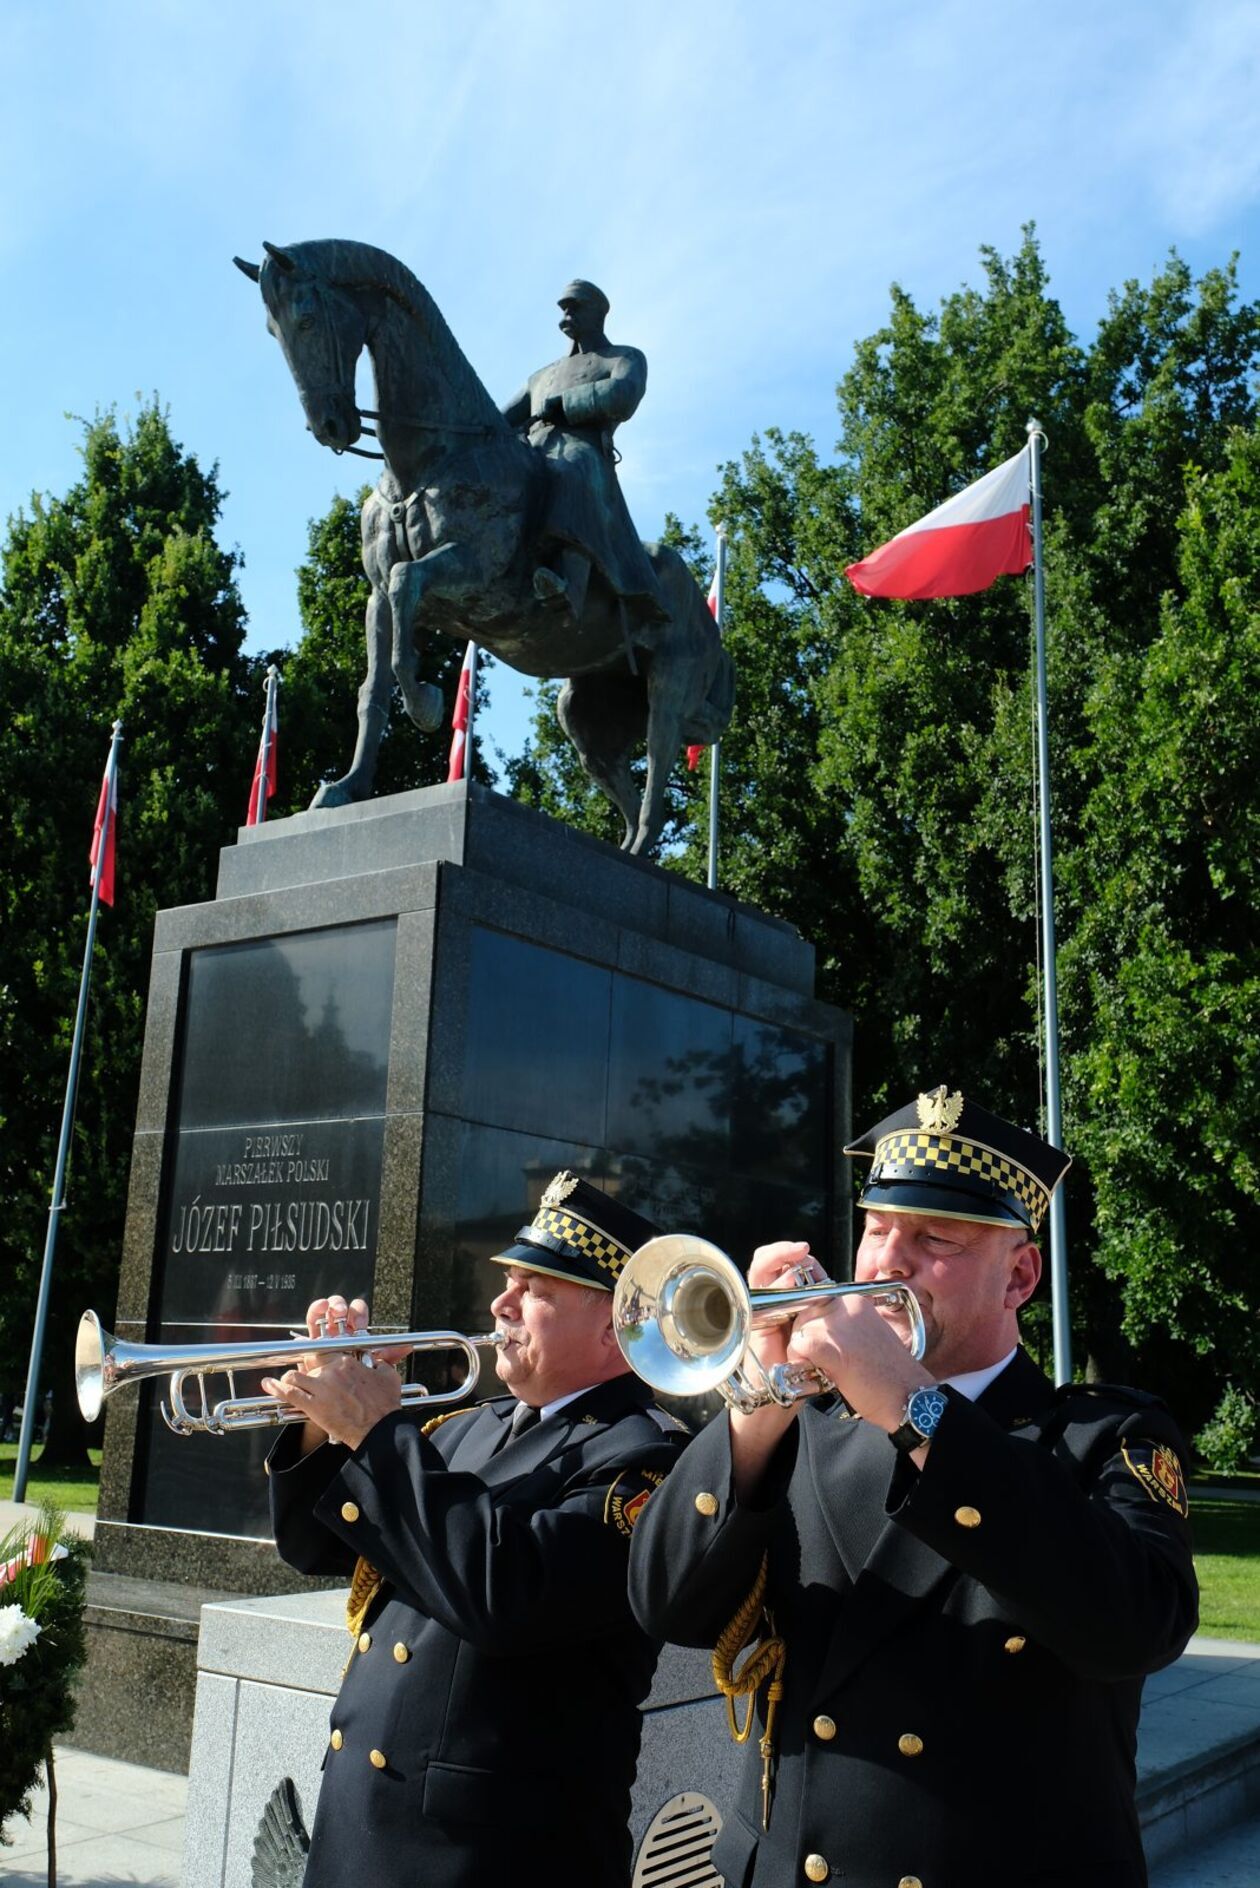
[785,1290,932,1439]
[261,1294,406,1452]
[727,1241,822,1498]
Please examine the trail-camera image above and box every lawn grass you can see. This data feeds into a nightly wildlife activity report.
[0,1442,101,1515]
[1190,1497,1260,1643]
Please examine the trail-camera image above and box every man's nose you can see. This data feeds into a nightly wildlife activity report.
[873,1228,914,1276]
[489,1284,515,1320]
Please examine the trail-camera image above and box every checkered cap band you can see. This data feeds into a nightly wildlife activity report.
[872,1131,1048,1230]
[531,1205,630,1281]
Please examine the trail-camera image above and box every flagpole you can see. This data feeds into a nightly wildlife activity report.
[257,664,279,825]
[13,719,123,1502]
[465,642,479,778]
[1027,420,1071,1385]
[706,524,728,891]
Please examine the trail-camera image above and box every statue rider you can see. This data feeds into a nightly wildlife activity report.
[502,281,666,626]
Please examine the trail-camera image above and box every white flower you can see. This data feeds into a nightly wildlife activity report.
[0,1603,42,1667]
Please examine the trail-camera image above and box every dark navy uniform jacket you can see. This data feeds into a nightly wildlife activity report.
[269,1372,687,1888]
[628,1348,1198,1888]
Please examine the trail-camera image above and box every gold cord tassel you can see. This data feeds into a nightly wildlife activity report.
[345,1555,382,1640]
[711,1551,787,1829]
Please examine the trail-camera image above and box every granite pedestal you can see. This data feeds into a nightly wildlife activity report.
[182,1590,743,1888]
[78,781,851,1772]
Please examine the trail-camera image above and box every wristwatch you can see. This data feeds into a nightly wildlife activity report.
[890,1384,949,1454]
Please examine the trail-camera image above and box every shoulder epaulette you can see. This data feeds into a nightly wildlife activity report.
[420,1404,480,1438]
[1053,1381,1166,1413]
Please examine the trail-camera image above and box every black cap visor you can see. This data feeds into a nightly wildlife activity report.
[489,1240,613,1291]
[858,1177,1036,1233]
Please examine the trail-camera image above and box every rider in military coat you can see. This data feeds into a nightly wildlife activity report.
[628,1090,1198,1888]
[265,1174,687,1888]
[501,279,666,625]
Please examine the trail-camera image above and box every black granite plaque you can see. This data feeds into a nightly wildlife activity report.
[135,920,397,1536]
[439,929,835,1380]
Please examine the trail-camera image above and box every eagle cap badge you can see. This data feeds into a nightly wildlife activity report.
[541,1170,581,1208]
[917,1086,965,1134]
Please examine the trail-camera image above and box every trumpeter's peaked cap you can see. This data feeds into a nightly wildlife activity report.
[490,1172,657,1292]
[845,1086,1070,1233]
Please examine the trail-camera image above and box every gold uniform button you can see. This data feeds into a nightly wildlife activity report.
[358,1632,372,1653]
[694,1492,719,1517]
[898,1733,924,1757]
[341,1501,360,1523]
[329,1729,343,1751]
[954,1504,982,1528]
[369,1748,387,1770]
[899,1878,924,1888]
[1005,1634,1026,1654]
[812,1714,837,1741]
[393,1641,410,1663]
[803,1857,830,1883]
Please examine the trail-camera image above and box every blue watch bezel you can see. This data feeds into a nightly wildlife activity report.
[891,1384,949,1452]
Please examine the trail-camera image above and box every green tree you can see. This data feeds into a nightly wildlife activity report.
[0,403,257,1464]
[1065,419,1260,1390]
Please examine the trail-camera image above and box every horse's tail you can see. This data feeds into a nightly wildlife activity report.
[683,642,735,746]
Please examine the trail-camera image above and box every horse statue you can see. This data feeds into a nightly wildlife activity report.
[233,240,733,854]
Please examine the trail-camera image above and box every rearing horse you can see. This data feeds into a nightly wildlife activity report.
[234,240,733,854]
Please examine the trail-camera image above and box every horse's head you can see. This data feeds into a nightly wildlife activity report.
[235,243,364,453]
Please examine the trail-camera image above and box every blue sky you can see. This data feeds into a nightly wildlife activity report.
[2,0,1257,767]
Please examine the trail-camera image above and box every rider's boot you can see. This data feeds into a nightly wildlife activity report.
[532,550,590,621]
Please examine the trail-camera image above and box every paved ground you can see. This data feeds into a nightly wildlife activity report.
[1,1748,184,1888]
[1151,1816,1260,1887]
[0,1497,96,1539]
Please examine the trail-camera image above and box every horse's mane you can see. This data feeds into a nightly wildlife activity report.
[286,239,503,428]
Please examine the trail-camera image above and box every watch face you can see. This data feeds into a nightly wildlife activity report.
[908,1386,948,1437]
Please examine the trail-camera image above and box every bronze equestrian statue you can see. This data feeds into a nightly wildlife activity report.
[234,241,732,854]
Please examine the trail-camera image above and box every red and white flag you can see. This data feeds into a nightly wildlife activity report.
[686,566,722,772]
[89,750,118,907]
[447,642,475,783]
[845,446,1031,600]
[246,672,279,826]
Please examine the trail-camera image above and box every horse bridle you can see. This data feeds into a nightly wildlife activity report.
[295,273,496,460]
[338,407,495,461]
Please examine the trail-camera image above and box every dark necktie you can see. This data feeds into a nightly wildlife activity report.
[510,1401,541,1438]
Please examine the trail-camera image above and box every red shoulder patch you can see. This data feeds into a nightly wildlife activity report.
[604,1467,666,1538]
[1122,1440,1189,1517]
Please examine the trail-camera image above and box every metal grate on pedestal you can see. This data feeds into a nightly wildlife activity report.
[632,1791,724,1888]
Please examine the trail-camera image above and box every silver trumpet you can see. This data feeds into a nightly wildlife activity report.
[612,1235,926,1413]
[75,1309,503,1437]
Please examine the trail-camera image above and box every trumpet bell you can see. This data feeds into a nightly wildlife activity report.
[613,1235,750,1397]
[76,1309,110,1423]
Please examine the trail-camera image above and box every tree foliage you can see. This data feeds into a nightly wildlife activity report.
[508,234,1260,1416]
[0,403,256,1458]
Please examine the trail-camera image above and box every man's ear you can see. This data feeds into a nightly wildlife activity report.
[1006,1236,1042,1310]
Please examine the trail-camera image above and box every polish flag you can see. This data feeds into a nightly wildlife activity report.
[685,569,722,771]
[845,446,1031,599]
[89,754,118,906]
[447,642,475,782]
[246,680,279,826]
